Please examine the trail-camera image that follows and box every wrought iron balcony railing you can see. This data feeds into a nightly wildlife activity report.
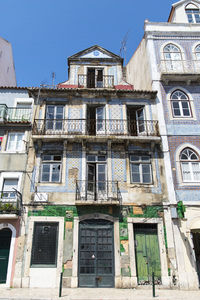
[159,60,200,74]
[78,74,114,88]
[0,104,31,123]
[76,180,120,203]
[33,119,159,137]
[0,191,21,215]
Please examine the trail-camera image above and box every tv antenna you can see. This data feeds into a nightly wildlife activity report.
[51,72,56,88]
[120,31,129,65]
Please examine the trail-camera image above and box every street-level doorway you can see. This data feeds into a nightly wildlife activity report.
[0,228,12,284]
[78,219,114,287]
[134,223,161,285]
[192,231,200,285]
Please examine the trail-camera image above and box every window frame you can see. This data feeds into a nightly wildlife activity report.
[170,90,192,118]
[180,148,200,183]
[40,153,62,183]
[130,154,152,184]
[194,44,200,60]
[6,132,25,152]
[185,4,200,23]
[0,172,22,201]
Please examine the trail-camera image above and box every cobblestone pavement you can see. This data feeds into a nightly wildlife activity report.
[0,288,200,300]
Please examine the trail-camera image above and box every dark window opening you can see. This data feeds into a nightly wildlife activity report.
[31,222,58,266]
[127,106,145,136]
[87,68,103,88]
[87,106,105,135]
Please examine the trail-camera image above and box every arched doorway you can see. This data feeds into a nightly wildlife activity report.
[78,219,114,287]
[0,228,12,284]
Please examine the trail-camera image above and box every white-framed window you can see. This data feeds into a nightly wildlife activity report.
[195,44,200,60]
[0,172,22,201]
[46,105,64,131]
[2,178,18,199]
[180,148,200,182]
[171,90,191,118]
[6,132,24,151]
[163,43,183,72]
[130,155,152,184]
[40,154,62,183]
[185,3,200,23]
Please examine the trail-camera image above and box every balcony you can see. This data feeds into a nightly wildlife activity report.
[0,191,21,215]
[33,119,159,139]
[0,104,31,124]
[78,74,114,88]
[76,180,120,205]
[159,60,200,83]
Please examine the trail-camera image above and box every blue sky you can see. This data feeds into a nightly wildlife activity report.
[1,0,175,87]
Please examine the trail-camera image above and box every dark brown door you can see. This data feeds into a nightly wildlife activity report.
[87,68,95,88]
[192,232,200,284]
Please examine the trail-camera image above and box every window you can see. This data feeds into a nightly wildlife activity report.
[40,154,62,183]
[2,178,18,199]
[87,106,105,135]
[127,106,145,136]
[31,222,58,266]
[180,148,200,182]
[130,155,152,184]
[171,90,191,117]
[15,102,32,121]
[195,44,200,60]
[163,44,183,72]
[87,68,103,88]
[46,105,64,131]
[6,132,24,151]
[87,154,106,192]
[185,4,200,23]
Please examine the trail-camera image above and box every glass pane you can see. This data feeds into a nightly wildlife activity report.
[130,155,139,162]
[41,164,50,181]
[98,155,106,161]
[173,108,181,116]
[87,155,96,162]
[182,162,191,181]
[16,134,23,150]
[131,164,140,182]
[172,101,179,108]
[192,163,200,181]
[182,108,190,116]
[3,179,18,191]
[52,164,60,182]
[141,156,150,162]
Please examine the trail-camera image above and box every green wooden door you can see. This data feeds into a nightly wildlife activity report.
[79,219,114,287]
[0,228,12,283]
[134,224,161,285]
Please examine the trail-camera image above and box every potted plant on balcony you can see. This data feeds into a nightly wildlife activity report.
[0,203,16,213]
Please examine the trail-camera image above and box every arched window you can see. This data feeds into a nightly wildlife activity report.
[171,90,191,117]
[185,3,200,23]
[163,44,182,71]
[180,148,200,182]
[195,44,200,60]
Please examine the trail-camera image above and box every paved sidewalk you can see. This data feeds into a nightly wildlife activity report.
[0,288,200,300]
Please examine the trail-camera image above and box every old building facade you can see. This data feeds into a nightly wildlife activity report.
[18,45,175,289]
[0,88,33,286]
[0,37,16,87]
[126,0,200,290]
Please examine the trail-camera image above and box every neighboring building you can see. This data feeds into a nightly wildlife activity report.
[0,37,16,87]
[20,45,174,289]
[126,0,200,290]
[0,87,33,287]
